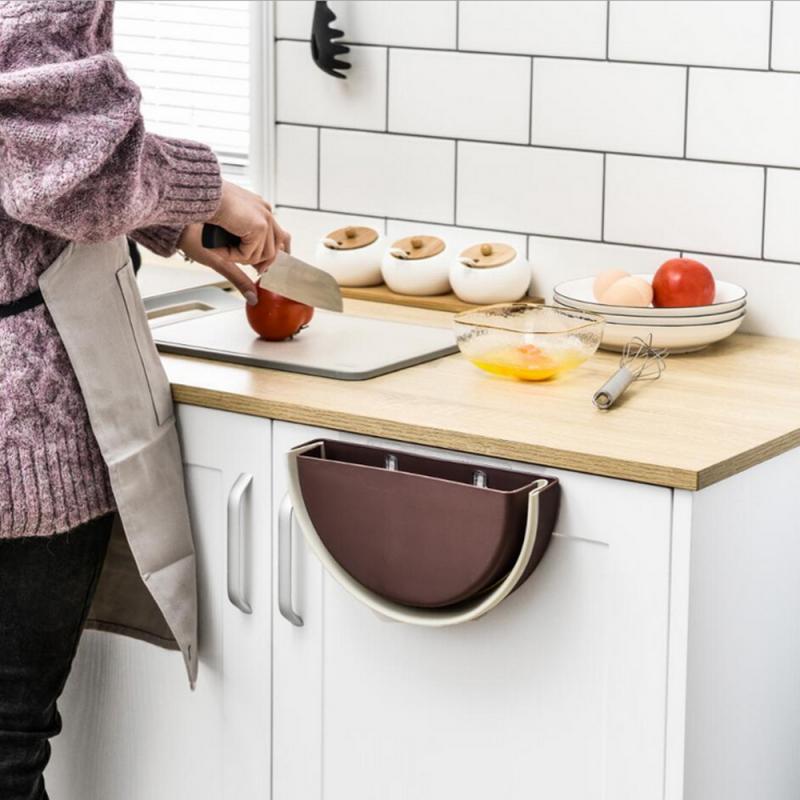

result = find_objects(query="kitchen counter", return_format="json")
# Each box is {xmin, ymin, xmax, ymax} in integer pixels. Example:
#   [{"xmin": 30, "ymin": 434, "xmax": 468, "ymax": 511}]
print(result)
[{"xmin": 161, "ymin": 299, "xmax": 800, "ymax": 490}]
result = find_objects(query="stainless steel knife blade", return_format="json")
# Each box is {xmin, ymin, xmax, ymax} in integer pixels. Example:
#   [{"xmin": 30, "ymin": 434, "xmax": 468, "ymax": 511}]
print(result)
[{"xmin": 259, "ymin": 251, "xmax": 343, "ymax": 312}]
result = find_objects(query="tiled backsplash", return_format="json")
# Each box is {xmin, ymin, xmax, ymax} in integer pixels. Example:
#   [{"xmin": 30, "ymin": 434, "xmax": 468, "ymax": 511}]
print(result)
[{"xmin": 272, "ymin": 0, "xmax": 800, "ymax": 338}]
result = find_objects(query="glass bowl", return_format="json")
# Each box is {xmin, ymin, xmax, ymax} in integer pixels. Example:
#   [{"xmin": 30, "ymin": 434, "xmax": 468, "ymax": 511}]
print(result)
[{"xmin": 454, "ymin": 304, "xmax": 604, "ymax": 381}]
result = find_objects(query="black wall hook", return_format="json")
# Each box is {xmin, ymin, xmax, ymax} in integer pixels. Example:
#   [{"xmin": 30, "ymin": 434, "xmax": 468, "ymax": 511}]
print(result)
[{"xmin": 311, "ymin": 1, "xmax": 350, "ymax": 79}]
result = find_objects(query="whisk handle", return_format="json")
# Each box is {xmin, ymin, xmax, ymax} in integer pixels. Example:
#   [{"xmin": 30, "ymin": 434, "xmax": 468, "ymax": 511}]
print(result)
[{"xmin": 593, "ymin": 366, "xmax": 636, "ymax": 410}]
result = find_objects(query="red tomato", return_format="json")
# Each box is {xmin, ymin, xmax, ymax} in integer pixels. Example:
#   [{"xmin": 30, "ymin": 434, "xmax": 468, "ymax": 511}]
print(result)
[
  {"xmin": 652, "ymin": 258, "xmax": 715, "ymax": 308},
  {"xmin": 245, "ymin": 285, "xmax": 314, "ymax": 341}
]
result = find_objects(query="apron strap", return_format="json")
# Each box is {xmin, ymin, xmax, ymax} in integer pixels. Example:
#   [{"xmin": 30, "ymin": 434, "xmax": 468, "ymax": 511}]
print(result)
[{"xmin": 0, "ymin": 288, "xmax": 45, "ymax": 319}]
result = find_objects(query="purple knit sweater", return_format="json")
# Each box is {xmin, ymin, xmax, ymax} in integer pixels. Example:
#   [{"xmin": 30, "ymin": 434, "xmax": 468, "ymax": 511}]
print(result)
[{"xmin": 0, "ymin": 0, "xmax": 222, "ymax": 538}]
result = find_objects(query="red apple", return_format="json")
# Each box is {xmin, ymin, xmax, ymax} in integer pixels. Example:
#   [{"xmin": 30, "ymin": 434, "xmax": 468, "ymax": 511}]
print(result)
[
  {"xmin": 245, "ymin": 285, "xmax": 314, "ymax": 341},
  {"xmin": 652, "ymin": 258, "xmax": 715, "ymax": 308}
]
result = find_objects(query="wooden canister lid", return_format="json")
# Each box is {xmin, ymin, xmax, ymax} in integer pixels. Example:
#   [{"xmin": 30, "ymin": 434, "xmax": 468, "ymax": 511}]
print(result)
[
  {"xmin": 459, "ymin": 242, "xmax": 516, "ymax": 268},
  {"xmin": 389, "ymin": 235, "xmax": 445, "ymax": 260},
  {"xmin": 324, "ymin": 226, "xmax": 379, "ymax": 250}
]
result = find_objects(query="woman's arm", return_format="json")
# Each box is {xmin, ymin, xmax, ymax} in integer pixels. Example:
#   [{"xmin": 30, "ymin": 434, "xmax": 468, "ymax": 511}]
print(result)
[
  {"xmin": 0, "ymin": 1, "xmax": 221, "ymax": 241},
  {"xmin": 129, "ymin": 225, "xmax": 185, "ymax": 259}
]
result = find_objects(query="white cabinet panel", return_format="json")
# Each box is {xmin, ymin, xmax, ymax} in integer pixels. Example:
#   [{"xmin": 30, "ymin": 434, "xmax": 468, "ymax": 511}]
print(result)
[
  {"xmin": 48, "ymin": 406, "xmax": 272, "ymax": 800},
  {"xmin": 272, "ymin": 422, "xmax": 672, "ymax": 800}
]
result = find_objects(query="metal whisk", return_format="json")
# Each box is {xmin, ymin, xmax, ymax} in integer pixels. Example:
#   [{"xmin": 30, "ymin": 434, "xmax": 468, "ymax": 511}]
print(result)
[{"xmin": 592, "ymin": 335, "xmax": 667, "ymax": 410}]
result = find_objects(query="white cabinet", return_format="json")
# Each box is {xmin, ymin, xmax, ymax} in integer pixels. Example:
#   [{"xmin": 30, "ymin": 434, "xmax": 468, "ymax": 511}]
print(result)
[
  {"xmin": 271, "ymin": 421, "xmax": 674, "ymax": 800},
  {"xmin": 47, "ymin": 405, "xmax": 272, "ymax": 800}
]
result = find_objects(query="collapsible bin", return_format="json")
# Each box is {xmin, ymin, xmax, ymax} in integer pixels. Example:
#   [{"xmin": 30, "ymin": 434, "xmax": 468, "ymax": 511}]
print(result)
[{"xmin": 283, "ymin": 440, "xmax": 560, "ymax": 626}]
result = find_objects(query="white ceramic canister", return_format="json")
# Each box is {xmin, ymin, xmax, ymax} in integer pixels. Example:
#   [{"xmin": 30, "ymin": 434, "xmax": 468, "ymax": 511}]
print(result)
[
  {"xmin": 314, "ymin": 225, "xmax": 385, "ymax": 287},
  {"xmin": 449, "ymin": 243, "xmax": 531, "ymax": 304},
  {"xmin": 380, "ymin": 235, "xmax": 451, "ymax": 296}
]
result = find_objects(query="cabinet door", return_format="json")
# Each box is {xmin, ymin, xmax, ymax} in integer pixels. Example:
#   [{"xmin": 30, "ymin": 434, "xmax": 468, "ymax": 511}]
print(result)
[
  {"xmin": 47, "ymin": 406, "xmax": 272, "ymax": 800},
  {"xmin": 272, "ymin": 421, "xmax": 673, "ymax": 800}
]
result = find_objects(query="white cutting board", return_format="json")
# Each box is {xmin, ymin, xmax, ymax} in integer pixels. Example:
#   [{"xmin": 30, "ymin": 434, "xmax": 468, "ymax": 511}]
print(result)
[{"xmin": 153, "ymin": 307, "xmax": 458, "ymax": 380}]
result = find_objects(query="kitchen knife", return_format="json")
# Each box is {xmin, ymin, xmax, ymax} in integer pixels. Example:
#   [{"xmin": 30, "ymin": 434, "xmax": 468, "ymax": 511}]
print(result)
[
  {"xmin": 260, "ymin": 251, "xmax": 343, "ymax": 312},
  {"xmin": 202, "ymin": 224, "xmax": 343, "ymax": 312}
]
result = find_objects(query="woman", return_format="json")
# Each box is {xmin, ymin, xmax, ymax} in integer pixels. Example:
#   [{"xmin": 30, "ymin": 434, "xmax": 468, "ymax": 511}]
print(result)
[{"xmin": 0, "ymin": 2, "xmax": 289, "ymax": 797}]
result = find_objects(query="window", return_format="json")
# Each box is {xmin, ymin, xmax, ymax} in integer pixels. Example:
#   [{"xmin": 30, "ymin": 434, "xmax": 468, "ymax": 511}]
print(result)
[{"xmin": 113, "ymin": 0, "xmax": 252, "ymax": 178}]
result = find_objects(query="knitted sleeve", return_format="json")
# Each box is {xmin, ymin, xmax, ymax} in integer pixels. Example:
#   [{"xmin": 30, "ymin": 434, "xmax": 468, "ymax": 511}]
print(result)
[
  {"xmin": 0, "ymin": 1, "xmax": 222, "ymax": 242},
  {"xmin": 130, "ymin": 225, "xmax": 186, "ymax": 258}
]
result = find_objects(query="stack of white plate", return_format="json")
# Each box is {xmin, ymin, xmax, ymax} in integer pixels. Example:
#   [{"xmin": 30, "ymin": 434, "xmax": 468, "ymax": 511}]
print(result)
[{"xmin": 553, "ymin": 274, "xmax": 747, "ymax": 353}]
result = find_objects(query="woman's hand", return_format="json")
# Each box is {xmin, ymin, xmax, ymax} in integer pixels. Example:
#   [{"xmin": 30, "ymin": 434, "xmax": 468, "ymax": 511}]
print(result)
[
  {"xmin": 208, "ymin": 181, "xmax": 291, "ymax": 267},
  {"xmin": 177, "ymin": 223, "xmax": 260, "ymax": 305}
]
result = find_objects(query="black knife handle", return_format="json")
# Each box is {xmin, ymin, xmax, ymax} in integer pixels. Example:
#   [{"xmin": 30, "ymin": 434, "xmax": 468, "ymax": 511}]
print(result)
[{"xmin": 202, "ymin": 223, "xmax": 241, "ymax": 249}]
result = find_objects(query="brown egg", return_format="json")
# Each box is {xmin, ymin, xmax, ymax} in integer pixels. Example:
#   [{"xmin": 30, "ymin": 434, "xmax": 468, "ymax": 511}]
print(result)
[
  {"xmin": 593, "ymin": 269, "xmax": 629, "ymax": 301},
  {"xmin": 627, "ymin": 276, "xmax": 654, "ymax": 305},
  {"xmin": 601, "ymin": 276, "xmax": 653, "ymax": 307}
]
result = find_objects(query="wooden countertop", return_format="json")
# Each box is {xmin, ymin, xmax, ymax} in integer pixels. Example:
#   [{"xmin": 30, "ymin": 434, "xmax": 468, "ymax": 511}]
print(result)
[{"xmin": 161, "ymin": 299, "xmax": 800, "ymax": 491}]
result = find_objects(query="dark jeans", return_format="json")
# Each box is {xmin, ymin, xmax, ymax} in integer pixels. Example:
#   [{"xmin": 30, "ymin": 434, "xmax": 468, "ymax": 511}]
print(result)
[{"xmin": 0, "ymin": 514, "xmax": 113, "ymax": 800}]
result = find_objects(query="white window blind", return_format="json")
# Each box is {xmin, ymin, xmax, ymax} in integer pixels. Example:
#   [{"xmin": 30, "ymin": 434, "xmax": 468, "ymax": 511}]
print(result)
[{"xmin": 113, "ymin": 0, "xmax": 251, "ymax": 173}]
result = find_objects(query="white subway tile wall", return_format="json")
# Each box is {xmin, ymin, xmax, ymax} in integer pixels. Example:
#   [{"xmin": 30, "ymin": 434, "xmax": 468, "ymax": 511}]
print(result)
[
  {"xmin": 771, "ymin": 1, "xmax": 800, "ymax": 71},
  {"xmin": 276, "ymin": 41, "xmax": 387, "ymax": 130},
  {"xmin": 608, "ymin": 1, "xmax": 771, "ymax": 69},
  {"xmin": 688, "ymin": 69, "xmax": 800, "ymax": 167},
  {"xmin": 531, "ymin": 59, "xmax": 686, "ymax": 156},
  {"xmin": 276, "ymin": 1, "xmax": 457, "ymax": 49},
  {"xmin": 604, "ymin": 156, "xmax": 764, "ymax": 257},
  {"xmin": 457, "ymin": 142, "xmax": 603, "ymax": 239},
  {"xmin": 275, "ymin": 125, "xmax": 318, "ymax": 209},
  {"xmin": 273, "ymin": 0, "xmax": 800, "ymax": 338},
  {"xmin": 319, "ymin": 130, "xmax": 455, "ymax": 223},
  {"xmin": 458, "ymin": 1, "xmax": 607, "ymax": 59},
  {"xmin": 764, "ymin": 169, "xmax": 800, "ymax": 263},
  {"xmin": 389, "ymin": 50, "xmax": 531, "ymax": 143}
]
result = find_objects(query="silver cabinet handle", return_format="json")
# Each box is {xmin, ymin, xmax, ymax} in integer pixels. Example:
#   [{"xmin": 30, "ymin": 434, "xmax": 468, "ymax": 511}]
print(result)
[
  {"xmin": 227, "ymin": 473, "xmax": 253, "ymax": 614},
  {"xmin": 278, "ymin": 493, "xmax": 304, "ymax": 627}
]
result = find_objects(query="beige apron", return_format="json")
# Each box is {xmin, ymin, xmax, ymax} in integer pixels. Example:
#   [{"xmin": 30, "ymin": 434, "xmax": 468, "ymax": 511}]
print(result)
[{"xmin": 39, "ymin": 237, "xmax": 198, "ymax": 687}]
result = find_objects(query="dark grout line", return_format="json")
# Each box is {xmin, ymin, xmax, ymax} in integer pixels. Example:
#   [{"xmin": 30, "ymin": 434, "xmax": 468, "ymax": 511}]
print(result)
[
  {"xmin": 274, "ymin": 36, "xmax": 800, "ymax": 75},
  {"xmin": 528, "ymin": 57, "xmax": 534, "ymax": 144},
  {"xmin": 769, "ymin": 1, "xmax": 774, "ymax": 70},
  {"xmin": 453, "ymin": 140, "xmax": 459, "ymax": 225},
  {"xmin": 605, "ymin": 1, "xmax": 611, "ymax": 60},
  {"xmin": 274, "ymin": 120, "xmax": 800, "ymax": 173},
  {"xmin": 683, "ymin": 68, "xmax": 690, "ymax": 158},
  {"xmin": 316, "ymin": 127, "xmax": 321, "ymax": 210},
  {"xmin": 601, "ymin": 154, "xmax": 607, "ymax": 241},
  {"xmin": 455, "ymin": 0, "xmax": 460, "ymax": 50},
  {"xmin": 385, "ymin": 49, "xmax": 391, "ymax": 132},
  {"xmin": 276, "ymin": 203, "xmax": 800, "ymax": 267},
  {"xmin": 761, "ymin": 167, "xmax": 768, "ymax": 259}
]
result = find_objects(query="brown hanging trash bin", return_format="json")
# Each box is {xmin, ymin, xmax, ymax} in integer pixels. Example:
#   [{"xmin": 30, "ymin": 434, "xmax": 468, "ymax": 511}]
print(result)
[{"xmin": 286, "ymin": 440, "xmax": 560, "ymax": 621}]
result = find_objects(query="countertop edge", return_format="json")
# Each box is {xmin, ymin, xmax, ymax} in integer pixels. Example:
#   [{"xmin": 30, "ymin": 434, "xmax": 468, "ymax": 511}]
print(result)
[
  {"xmin": 171, "ymin": 383, "xmax": 703, "ymax": 491},
  {"xmin": 696, "ymin": 431, "xmax": 800, "ymax": 490}
]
